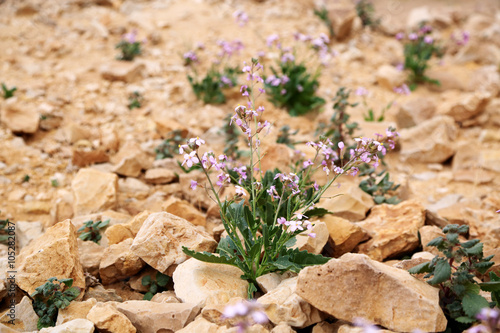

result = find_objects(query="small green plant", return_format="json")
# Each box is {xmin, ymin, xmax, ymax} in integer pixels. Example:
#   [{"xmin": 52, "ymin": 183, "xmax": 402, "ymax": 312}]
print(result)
[
  {"xmin": 141, "ymin": 271, "xmax": 170, "ymax": 300},
  {"xmin": 358, "ymin": 167, "xmax": 400, "ymax": 204},
  {"xmin": 77, "ymin": 219, "xmax": 109, "ymax": 244},
  {"xmin": 22, "ymin": 174, "xmax": 30, "ymax": 183},
  {"xmin": 155, "ymin": 130, "xmax": 185, "ymax": 160},
  {"xmin": 51, "ymin": 179, "xmax": 59, "ymax": 187},
  {"xmin": 355, "ymin": 0, "xmax": 380, "ymax": 27},
  {"xmin": 409, "ymin": 224, "xmax": 500, "ymax": 330},
  {"xmin": 116, "ymin": 30, "xmax": 142, "ymax": 61},
  {"xmin": 276, "ymin": 125, "xmax": 299, "ymax": 149},
  {"xmin": 1, "ymin": 83, "xmax": 17, "ymax": 99},
  {"xmin": 313, "ymin": 7, "xmax": 335, "ymax": 38},
  {"xmin": 397, "ymin": 25, "xmax": 443, "ymax": 90},
  {"xmin": 128, "ymin": 91, "xmax": 144, "ymax": 110},
  {"xmin": 31, "ymin": 277, "xmax": 80, "ymax": 330},
  {"xmin": 180, "ymin": 59, "xmax": 399, "ymax": 297},
  {"xmin": 0, "ymin": 218, "xmax": 11, "ymax": 244}
]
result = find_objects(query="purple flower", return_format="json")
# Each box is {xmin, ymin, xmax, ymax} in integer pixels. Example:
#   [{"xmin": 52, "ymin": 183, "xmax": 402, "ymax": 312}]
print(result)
[
  {"xmin": 281, "ymin": 53, "xmax": 295, "ymax": 63},
  {"xmin": 395, "ymin": 32, "xmax": 404, "ymax": 40},
  {"xmin": 395, "ymin": 63, "xmax": 404, "ymax": 71},
  {"xmin": 266, "ymin": 34, "xmax": 280, "ymax": 48},
  {"xmin": 182, "ymin": 151, "xmax": 199, "ymax": 168},
  {"xmin": 394, "ymin": 84, "xmax": 411, "ymax": 95},
  {"xmin": 233, "ymin": 10, "xmax": 248, "ymax": 27},
  {"xmin": 190, "ymin": 180, "xmax": 198, "ymax": 190},
  {"xmin": 408, "ymin": 33, "xmax": 418, "ymax": 41},
  {"xmin": 355, "ymin": 87, "xmax": 369, "ymax": 96},
  {"xmin": 183, "ymin": 50, "xmax": 198, "ymax": 64},
  {"xmin": 123, "ymin": 30, "xmax": 137, "ymax": 44},
  {"xmin": 424, "ymin": 35, "xmax": 433, "ymax": 44},
  {"xmin": 476, "ymin": 307, "xmax": 500, "ymax": 321}
]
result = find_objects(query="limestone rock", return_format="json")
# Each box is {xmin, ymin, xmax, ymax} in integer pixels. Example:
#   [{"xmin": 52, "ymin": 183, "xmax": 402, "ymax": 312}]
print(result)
[
  {"xmin": 260, "ymin": 144, "xmax": 292, "ymax": 174},
  {"xmin": 0, "ymin": 296, "xmax": 38, "ymax": 331},
  {"xmin": 111, "ymin": 141, "xmax": 152, "ymax": 177},
  {"xmin": 179, "ymin": 171, "xmax": 214, "ymax": 209},
  {"xmin": 396, "ymin": 97, "xmax": 436, "ymax": 129},
  {"xmin": 322, "ymin": 215, "xmax": 367, "ymax": 257},
  {"xmin": 87, "ymin": 302, "xmax": 136, "ymax": 333},
  {"xmin": 105, "ymin": 210, "xmax": 151, "ymax": 245},
  {"xmin": 318, "ymin": 186, "xmax": 373, "ymax": 222},
  {"xmin": 176, "ymin": 316, "xmax": 218, "ymax": 333},
  {"xmin": 99, "ymin": 238, "xmax": 145, "ymax": 284},
  {"xmin": 258, "ymin": 277, "xmax": 325, "ymax": 328},
  {"xmin": 468, "ymin": 66, "xmax": 500, "ymax": 96},
  {"xmin": 162, "ymin": 197, "xmax": 206, "ymax": 226},
  {"xmin": 39, "ymin": 318, "xmax": 95, "ymax": 333},
  {"xmin": 72, "ymin": 148, "xmax": 109, "ymax": 168},
  {"xmin": 72, "ymin": 168, "xmax": 118, "ymax": 216},
  {"xmin": 438, "ymin": 91, "xmax": 491, "ymax": 122},
  {"xmin": 0, "ymin": 101, "xmax": 39, "ymax": 134},
  {"xmin": 56, "ymin": 298, "xmax": 97, "ymax": 325},
  {"xmin": 271, "ymin": 322, "xmax": 296, "ymax": 333},
  {"xmin": 83, "ymin": 285, "xmax": 123, "ymax": 303},
  {"xmin": 326, "ymin": 2, "xmax": 357, "ymax": 41},
  {"xmin": 375, "ymin": 65, "xmax": 406, "ymax": 91},
  {"xmin": 419, "ymin": 225, "xmax": 445, "ymax": 255},
  {"xmin": 400, "ymin": 115, "xmax": 458, "ymax": 163},
  {"xmin": 118, "ymin": 178, "xmax": 151, "ymax": 199},
  {"xmin": 17, "ymin": 220, "xmax": 85, "ymax": 298},
  {"xmin": 116, "ymin": 301, "xmax": 200, "ymax": 333},
  {"xmin": 131, "ymin": 212, "xmax": 216, "ymax": 273},
  {"xmin": 256, "ymin": 272, "xmax": 296, "ymax": 294},
  {"xmin": 173, "ymin": 258, "xmax": 248, "ymax": 306},
  {"xmin": 296, "ymin": 253, "xmax": 447, "ymax": 332},
  {"xmin": 356, "ymin": 200, "xmax": 426, "ymax": 261},
  {"xmin": 151, "ymin": 291, "xmax": 180, "ymax": 304},
  {"xmin": 78, "ymin": 239, "xmax": 105, "ymax": 277},
  {"xmin": 16, "ymin": 221, "xmax": 43, "ymax": 249},
  {"xmin": 145, "ymin": 168, "xmax": 177, "ymax": 184},
  {"xmin": 100, "ymin": 61, "xmax": 144, "ymax": 82},
  {"xmin": 293, "ymin": 221, "xmax": 328, "ymax": 254}
]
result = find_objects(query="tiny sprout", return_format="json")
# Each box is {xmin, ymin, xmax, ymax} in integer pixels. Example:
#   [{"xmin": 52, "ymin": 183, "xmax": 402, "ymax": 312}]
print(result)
[{"xmin": 22, "ymin": 174, "xmax": 30, "ymax": 183}]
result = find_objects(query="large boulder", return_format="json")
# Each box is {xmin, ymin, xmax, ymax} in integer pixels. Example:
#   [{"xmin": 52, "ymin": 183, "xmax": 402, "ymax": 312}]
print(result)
[
  {"xmin": 17, "ymin": 220, "xmax": 85, "ymax": 298},
  {"xmin": 130, "ymin": 212, "xmax": 217, "ymax": 273},
  {"xmin": 296, "ymin": 253, "xmax": 447, "ymax": 332}
]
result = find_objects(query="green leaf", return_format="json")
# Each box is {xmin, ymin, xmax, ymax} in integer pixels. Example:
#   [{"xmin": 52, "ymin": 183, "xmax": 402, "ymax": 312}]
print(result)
[
  {"xmin": 59, "ymin": 278, "xmax": 73, "ymax": 288},
  {"xmin": 461, "ymin": 239, "xmax": 480, "ymax": 249},
  {"xmin": 426, "ymin": 236, "xmax": 444, "ymax": 247},
  {"xmin": 408, "ymin": 261, "xmax": 433, "ymax": 275},
  {"xmin": 428, "ymin": 259, "xmax": 451, "ymax": 285},
  {"xmin": 156, "ymin": 273, "xmax": 170, "ymax": 287},
  {"xmin": 304, "ymin": 208, "xmax": 332, "ymax": 218},
  {"xmin": 465, "ymin": 242, "xmax": 484, "ymax": 255},
  {"xmin": 479, "ymin": 281, "xmax": 500, "ymax": 292},
  {"xmin": 150, "ymin": 283, "xmax": 158, "ymax": 294},
  {"xmin": 142, "ymin": 275, "xmax": 151, "ymax": 286},
  {"xmin": 143, "ymin": 292, "xmax": 154, "ymax": 301},
  {"xmin": 64, "ymin": 287, "xmax": 81, "ymax": 300},
  {"xmin": 462, "ymin": 293, "xmax": 490, "ymax": 318},
  {"xmin": 455, "ymin": 316, "xmax": 477, "ymax": 324},
  {"xmin": 182, "ymin": 247, "xmax": 237, "ymax": 266}
]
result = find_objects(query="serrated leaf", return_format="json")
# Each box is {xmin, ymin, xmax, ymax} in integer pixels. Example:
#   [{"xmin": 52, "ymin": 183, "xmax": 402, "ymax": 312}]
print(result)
[
  {"xmin": 446, "ymin": 232, "xmax": 459, "ymax": 243},
  {"xmin": 427, "ymin": 236, "xmax": 444, "ymax": 247},
  {"xmin": 408, "ymin": 261, "xmax": 433, "ymax": 274},
  {"xmin": 465, "ymin": 242, "xmax": 483, "ymax": 256},
  {"xmin": 479, "ymin": 281, "xmax": 500, "ymax": 292},
  {"xmin": 461, "ymin": 239, "xmax": 480, "ymax": 249},
  {"xmin": 150, "ymin": 283, "xmax": 158, "ymax": 294},
  {"xmin": 462, "ymin": 293, "xmax": 490, "ymax": 318},
  {"xmin": 455, "ymin": 316, "xmax": 477, "ymax": 324},
  {"xmin": 59, "ymin": 278, "xmax": 73, "ymax": 288},
  {"xmin": 156, "ymin": 273, "xmax": 169, "ymax": 287},
  {"xmin": 428, "ymin": 259, "xmax": 451, "ymax": 285}
]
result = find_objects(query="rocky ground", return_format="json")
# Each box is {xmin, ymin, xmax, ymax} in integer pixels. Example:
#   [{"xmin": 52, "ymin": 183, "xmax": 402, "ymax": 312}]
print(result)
[{"xmin": 0, "ymin": 0, "xmax": 500, "ymax": 332}]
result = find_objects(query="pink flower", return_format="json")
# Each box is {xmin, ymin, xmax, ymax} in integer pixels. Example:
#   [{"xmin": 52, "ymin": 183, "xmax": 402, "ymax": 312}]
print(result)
[
  {"xmin": 233, "ymin": 10, "xmax": 248, "ymax": 27},
  {"xmin": 424, "ymin": 35, "xmax": 433, "ymax": 44},
  {"xmin": 394, "ymin": 84, "xmax": 411, "ymax": 95},
  {"xmin": 338, "ymin": 141, "xmax": 344, "ymax": 149},
  {"xmin": 395, "ymin": 32, "xmax": 404, "ymax": 40},
  {"xmin": 277, "ymin": 217, "xmax": 288, "ymax": 225},
  {"xmin": 355, "ymin": 87, "xmax": 369, "ymax": 96},
  {"xmin": 182, "ymin": 151, "xmax": 199, "ymax": 168},
  {"xmin": 408, "ymin": 33, "xmax": 418, "ymax": 41},
  {"xmin": 235, "ymin": 185, "xmax": 246, "ymax": 196},
  {"xmin": 190, "ymin": 180, "xmax": 198, "ymax": 190},
  {"xmin": 308, "ymin": 233, "xmax": 316, "ymax": 238}
]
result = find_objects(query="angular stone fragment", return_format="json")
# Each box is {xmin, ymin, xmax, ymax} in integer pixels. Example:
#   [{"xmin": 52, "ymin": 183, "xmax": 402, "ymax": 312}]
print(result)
[
  {"xmin": 176, "ymin": 316, "xmax": 218, "ymax": 333},
  {"xmin": 145, "ymin": 168, "xmax": 177, "ymax": 184},
  {"xmin": 87, "ymin": 302, "xmax": 136, "ymax": 333},
  {"xmin": 318, "ymin": 186, "xmax": 373, "ymax": 222},
  {"xmin": 162, "ymin": 197, "xmax": 206, "ymax": 226},
  {"xmin": 72, "ymin": 168, "xmax": 118, "ymax": 215},
  {"xmin": 293, "ymin": 221, "xmax": 328, "ymax": 254},
  {"xmin": 173, "ymin": 258, "xmax": 248, "ymax": 307},
  {"xmin": 39, "ymin": 318, "xmax": 95, "ymax": 333},
  {"xmin": 0, "ymin": 296, "xmax": 38, "ymax": 331},
  {"xmin": 322, "ymin": 215, "xmax": 367, "ymax": 257},
  {"xmin": 111, "ymin": 141, "xmax": 152, "ymax": 177},
  {"xmin": 296, "ymin": 253, "xmax": 447, "ymax": 332},
  {"xmin": 105, "ymin": 210, "xmax": 151, "ymax": 245},
  {"xmin": 151, "ymin": 291, "xmax": 180, "ymax": 304},
  {"xmin": 0, "ymin": 101, "xmax": 39, "ymax": 134},
  {"xmin": 396, "ymin": 97, "xmax": 436, "ymax": 129},
  {"xmin": 258, "ymin": 277, "xmax": 325, "ymax": 328},
  {"xmin": 400, "ymin": 115, "xmax": 458, "ymax": 163},
  {"xmin": 100, "ymin": 61, "xmax": 144, "ymax": 82},
  {"xmin": 17, "ymin": 220, "xmax": 85, "ymax": 298},
  {"xmin": 438, "ymin": 91, "xmax": 491, "ymax": 122},
  {"xmin": 56, "ymin": 298, "xmax": 97, "ymax": 325},
  {"xmin": 375, "ymin": 65, "xmax": 406, "ymax": 91},
  {"xmin": 131, "ymin": 212, "xmax": 216, "ymax": 273},
  {"xmin": 116, "ymin": 301, "xmax": 200, "ymax": 333},
  {"xmin": 419, "ymin": 225, "xmax": 445, "ymax": 255},
  {"xmin": 356, "ymin": 200, "xmax": 426, "ymax": 261},
  {"xmin": 78, "ymin": 239, "xmax": 105, "ymax": 277},
  {"xmin": 100, "ymin": 238, "xmax": 145, "ymax": 284}
]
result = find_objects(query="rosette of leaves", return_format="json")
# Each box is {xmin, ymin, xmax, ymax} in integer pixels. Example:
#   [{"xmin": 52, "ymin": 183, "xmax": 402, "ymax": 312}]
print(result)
[
  {"xmin": 116, "ymin": 40, "xmax": 141, "ymax": 61},
  {"xmin": 184, "ymin": 168, "xmax": 330, "ymax": 297},
  {"xmin": 142, "ymin": 272, "xmax": 170, "ymax": 300},
  {"xmin": 265, "ymin": 60, "xmax": 325, "ymax": 117},
  {"xmin": 155, "ymin": 130, "xmax": 185, "ymax": 160},
  {"xmin": 188, "ymin": 66, "xmax": 239, "ymax": 104},
  {"xmin": 409, "ymin": 224, "xmax": 500, "ymax": 330},
  {"xmin": 1, "ymin": 83, "xmax": 16, "ymax": 99},
  {"xmin": 77, "ymin": 219, "xmax": 109, "ymax": 244},
  {"xmin": 358, "ymin": 168, "xmax": 400, "ymax": 204},
  {"xmin": 31, "ymin": 277, "xmax": 80, "ymax": 329}
]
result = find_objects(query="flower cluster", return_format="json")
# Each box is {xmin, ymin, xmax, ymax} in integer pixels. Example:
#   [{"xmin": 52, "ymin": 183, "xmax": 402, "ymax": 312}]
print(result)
[
  {"xmin": 467, "ymin": 308, "xmax": 500, "ymax": 333},
  {"xmin": 222, "ymin": 300, "xmax": 268, "ymax": 333},
  {"xmin": 115, "ymin": 30, "xmax": 143, "ymax": 61},
  {"xmin": 233, "ymin": 10, "xmax": 249, "ymax": 27}
]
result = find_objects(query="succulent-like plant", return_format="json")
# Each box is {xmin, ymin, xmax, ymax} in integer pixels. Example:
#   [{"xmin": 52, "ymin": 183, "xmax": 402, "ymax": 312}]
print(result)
[{"xmin": 77, "ymin": 219, "xmax": 109, "ymax": 244}]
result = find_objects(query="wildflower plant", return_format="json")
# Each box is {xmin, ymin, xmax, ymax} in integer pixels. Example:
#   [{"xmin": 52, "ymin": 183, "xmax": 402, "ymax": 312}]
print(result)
[
  {"xmin": 0, "ymin": 218, "xmax": 11, "ymax": 244},
  {"xmin": 355, "ymin": 0, "xmax": 380, "ymax": 27},
  {"xmin": 116, "ymin": 30, "xmax": 142, "ymax": 61},
  {"xmin": 128, "ymin": 91, "xmax": 144, "ymax": 110},
  {"xmin": 1, "ymin": 83, "xmax": 17, "ymax": 99},
  {"xmin": 409, "ymin": 224, "xmax": 500, "ymax": 328},
  {"xmin": 31, "ymin": 277, "xmax": 80, "ymax": 329},
  {"xmin": 397, "ymin": 25, "xmax": 443, "ymax": 90},
  {"xmin": 155, "ymin": 130, "xmax": 185, "ymax": 160},
  {"xmin": 142, "ymin": 271, "xmax": 170, "ymax": 301},
  {"xmin": 222, "ymin": 300, "xmax": 269, "ymax": 332},
  {"xmin": 184, "ymin": 40, "xmax": 243, "ymax": 104},
  {"xmin": 313, "ymin": 7, "xmax": 335, "ymax": 38},
  {"xmin": 77, "ymin": 219, "xmax": 109, "ymax": 244},
  {"xmin": 264, "ymin": 33, "xmax": 330, "ymax": 116},
  {"xmin": 180, "ymin": 59, "xmax": 399, "ymax": 297},
  {"xmin": 467, "ymin": 308, "xmax": 500, "ymax": 333}
]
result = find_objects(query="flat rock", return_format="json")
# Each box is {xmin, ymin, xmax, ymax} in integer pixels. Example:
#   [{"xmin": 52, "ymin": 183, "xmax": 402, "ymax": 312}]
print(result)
[
  {"xmin": 438, "ymin": 91, "xmax": 491, "ymax": 122},
  {"xmin": 258, "ymin": 277, "xmax": 325, "ymax": 328},
  {"xmin": 0, "ymin": 101, "xmax": 39, "ymax": 134},
  {"xmin": 17, "ymin": 220, "xmax": 85, "ymax": 298},
  {"xmin": 87, "ymin": 302, "xmax": 136, "ymax": 333},
  {"xmin": 173, "ymin": 258, "xmax": 248, "ymax": 307},
  {"xmin": 162, "ymin": 197, "xmax": 206, "ymax": 226},
  {"xmin": 78, "ymin": 239, "xmax": 105, "ymax": 277},
  {"xmin": 39, "ymin": 318, "xmax": 95, "ymax": 333},
  {"xmin": 400, "ymin": 115, "xmax": 458, "ymax": 163},
  {"xmin": 131, "ymin": 212, "xmax": 216, "ymax": 273},
  {"xmin": 322, "ymin": 215, "xmax": 367, "ymax": 257},
  {"xmin": 56, "ymin": 298, "xmax": 97, "ymax": 325},
  {"xmin": 419, "ymin": 225, "xmax": 444, "ymax": 255},
  {"xmin": 72, "ymin": 168, "xmax": 118, "ymax": 216},
  {"xmin": 0, "ymin": 296, "xmax": 38, "ymax": 331},
  {"xmin": 176, "ymin": 316, "xmax": 218, "ymax": 333},
  {"xmin": 296, "ymin": 253, "xmax": 447, "ymax": 332},
  {"xmin": 356, "ymin": 200, "xmax": 426, "ymax": 261},
  {"xmin": 145, "ymin": 168, "xmax": 177, "ymax": 184},
  {"xmin": 83, "ymin": 285, "xmax": 123, "ymax": 303},
  {"xmin": 396, "ymin": 97, "xmax": 436, "ymax": 129},
  {"xmin": 105, "ymin": 210, "xmax": 151, "ymax": 245},
  {"xmin": 99, "ymin": 238, "xmax": 145, "ymax": 284},
  {"xmin": 318, "ymin": 186, "xmax": 374, "ymax": 222},
  {"xmin": 292, "ymin": 221, "xmax": 328, "ymax": 255},
  {"xmin": 375, "ymin": 65, "xmax": 406, "ymax": 91},
  {"xmin": 111, "ymin": 141, "xmax": 152, "ymax": 178},
  {"xmin": 116, "ymin": 300, "xmax": 200, "ymax": 333},
  {"xmin": 100, "ymin": 61, "xmax": 144, "ymax": 82},
  {"xmin": 16, "ymin": 221, "xmax": 43, "ymax": 249}
]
